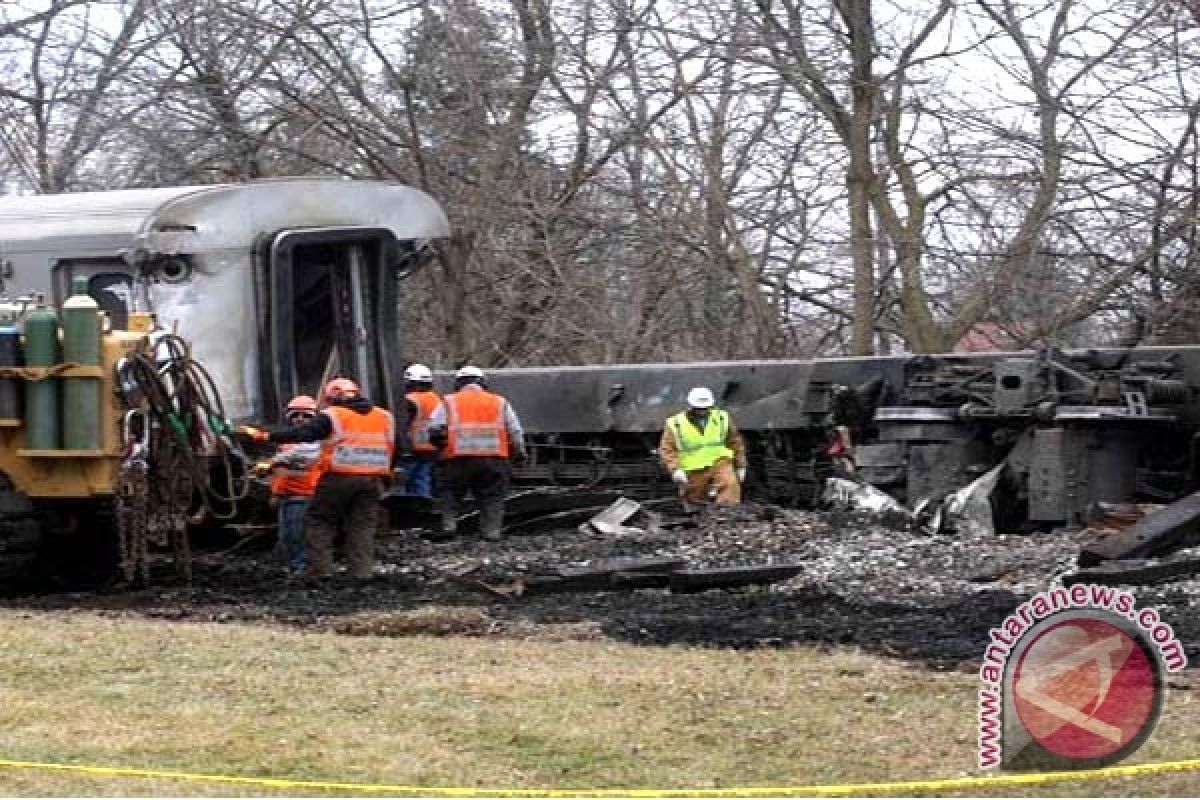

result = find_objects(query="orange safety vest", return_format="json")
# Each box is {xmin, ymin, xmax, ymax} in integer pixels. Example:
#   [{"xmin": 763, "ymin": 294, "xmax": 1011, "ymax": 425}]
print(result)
[
  {"xmin": 269, "ymin": 443, "xmax": 323, "ymax": 498},
  {"xmin": 319, "ymin": 405, "xmax": 396, "ymax": 477},
  {"xmin": 406, "ymin": 390, "xmax": 443, "ymax": 455},
  {"xmin": 442, "ymin": 389, "xmax": 510, "ymax": 458}
]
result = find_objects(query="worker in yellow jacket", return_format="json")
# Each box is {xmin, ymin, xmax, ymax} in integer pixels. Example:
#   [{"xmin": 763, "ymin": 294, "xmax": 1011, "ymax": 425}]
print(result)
[{"xmin": 658, "ymin": 387, "xmax": 747, "ymax": 506}]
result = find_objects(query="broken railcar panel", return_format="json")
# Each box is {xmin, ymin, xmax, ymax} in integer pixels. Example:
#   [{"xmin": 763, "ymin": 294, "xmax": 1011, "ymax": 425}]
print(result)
[{"xmin": 452, "ymin": 360, "xmax": 832, "ymax": 434}]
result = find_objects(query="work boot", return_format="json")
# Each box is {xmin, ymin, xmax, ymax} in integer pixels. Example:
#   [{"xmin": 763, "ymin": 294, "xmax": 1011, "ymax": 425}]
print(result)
[{"xmin": 480, "ymin": 503, "xmax": 504, "ymax": 542}]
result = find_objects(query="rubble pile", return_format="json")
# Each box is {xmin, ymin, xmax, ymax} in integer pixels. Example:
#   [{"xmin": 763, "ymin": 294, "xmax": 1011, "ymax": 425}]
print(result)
[
  {"xmin": 388, "ymin": 503, "xmax": 819, "ymax": 590},
  {"xmin": 6, "ymin": 495, "xmax": 1200, "ymax": 666}
]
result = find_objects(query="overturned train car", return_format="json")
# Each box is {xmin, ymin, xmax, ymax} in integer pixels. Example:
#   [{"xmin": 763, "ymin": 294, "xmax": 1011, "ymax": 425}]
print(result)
[{"xmin": 444, "ymin": 349, "xmax": 1200, "ymax": 532}]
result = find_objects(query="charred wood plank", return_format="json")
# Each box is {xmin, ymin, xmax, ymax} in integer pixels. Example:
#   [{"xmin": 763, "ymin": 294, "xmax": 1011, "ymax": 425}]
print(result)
[
  {"xmin": 1079, "ymin": 491, "xmax": 1200, "ymax": 567},
  {"xmin": 1063, "ymin": 557, "xmax": 1200, "ymax": 588},
  {"xmin": 555, "ymin": 557, "xmax": 687, "ymax": 579},
  {"xmin": 521, "ymin": 557, "xmax": 689, "ymax": 593},
  {"xmin": 609, "ymin": 571, "xmax": 675, "ymax": 589},
  {"xmin": 668, "ymin": 564, "xmax": 804, "ymax": 593}
]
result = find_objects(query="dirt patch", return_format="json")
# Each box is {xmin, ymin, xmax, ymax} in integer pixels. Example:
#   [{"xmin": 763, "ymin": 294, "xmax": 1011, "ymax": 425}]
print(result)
[{"xmin": 332, "ymin": 606, "xmax": 498, "ymax": 637}]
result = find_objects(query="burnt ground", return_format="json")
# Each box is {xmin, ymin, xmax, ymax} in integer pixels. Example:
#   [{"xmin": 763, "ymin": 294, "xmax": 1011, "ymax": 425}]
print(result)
[{"xmin": 6, "ymin": 500, "xmax": 1200, "ymax": 669}]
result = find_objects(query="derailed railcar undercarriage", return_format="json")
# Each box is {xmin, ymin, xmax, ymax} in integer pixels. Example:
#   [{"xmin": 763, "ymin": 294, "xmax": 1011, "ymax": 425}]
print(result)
[{"xmin": 436, "ymin": 346, "xmax": 1200, "ymax": 532}]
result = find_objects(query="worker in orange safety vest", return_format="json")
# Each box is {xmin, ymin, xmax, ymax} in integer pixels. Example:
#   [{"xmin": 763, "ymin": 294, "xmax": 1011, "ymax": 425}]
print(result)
[
  {"xmin": 427, "ymin": 365, "xmax": 527, "ymax": 541},
  {"xmin": 260, "ymin": 395, "xmax": 323, "ymax": 575},
  {"xmin": 399, "ymin": 363, "xmax": 443, "ymax": 498},
  {"xmin": 239, "ymin": 378, "xmax": 397, "ymax": 584}
]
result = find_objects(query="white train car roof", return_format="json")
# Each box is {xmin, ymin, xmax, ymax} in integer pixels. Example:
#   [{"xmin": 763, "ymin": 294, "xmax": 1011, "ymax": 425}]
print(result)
[{"xmin": 0, "ymin": 178, "xmax": 450, "ymax": 256}]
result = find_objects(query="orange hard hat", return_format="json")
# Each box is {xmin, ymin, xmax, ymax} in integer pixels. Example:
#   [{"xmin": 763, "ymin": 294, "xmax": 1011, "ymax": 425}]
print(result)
[
  {"xmin": 286, "ymin": 394, "xmax": 317, "ymax": 412},
  {"xmin": 323, "ymin": 377, "xmax": 360, "ymax": 401}
]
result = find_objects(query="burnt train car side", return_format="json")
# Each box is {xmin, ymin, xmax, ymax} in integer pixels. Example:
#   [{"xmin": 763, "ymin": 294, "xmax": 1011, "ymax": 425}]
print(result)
[{"xmin": 445, "ymin": 346, "xmax": 1200, "ymax": 532}]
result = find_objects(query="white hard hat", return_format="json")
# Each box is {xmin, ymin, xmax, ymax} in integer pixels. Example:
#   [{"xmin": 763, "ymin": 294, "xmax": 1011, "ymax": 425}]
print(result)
[
  {"xmin": 686, "ymin": 387, "xmax": 715, "ymax": 409},
  {"xmin": 456, "ymin": 365, "xmax": 485, "ymax": 380},
  {"xmin": 404, "ymin": 363, "xmax": 433, "ymax": 382}
]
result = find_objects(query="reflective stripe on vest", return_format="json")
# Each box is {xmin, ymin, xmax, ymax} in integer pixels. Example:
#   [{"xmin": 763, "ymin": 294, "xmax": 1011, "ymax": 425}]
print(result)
[
  {"xmin": 320, "ymin": 405, "xmax": 395, "ymax": 477},
  {"xmin": 269, "ymin": 443, "xmax": 322, "ymax": 497},
  {"xmin": 669, "ymin": 409, "xmax": 734, "ymax": 471},
  {"xmin": 443, "ymin": 390, "xmax": 509, "ymax": 458},
  {"xmin": 407, "ymin": 390, "xmax": 443, "ymax": 454}
]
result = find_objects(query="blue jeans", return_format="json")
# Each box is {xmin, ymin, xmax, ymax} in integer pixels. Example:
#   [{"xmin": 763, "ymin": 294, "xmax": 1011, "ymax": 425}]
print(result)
[
  {"xmin": 277, "ymin": 497, "xmax": 309, "ymax": 571},
  {"xmin": 403, "ymin": 458, "xmax": 435, "ymax": 497}
]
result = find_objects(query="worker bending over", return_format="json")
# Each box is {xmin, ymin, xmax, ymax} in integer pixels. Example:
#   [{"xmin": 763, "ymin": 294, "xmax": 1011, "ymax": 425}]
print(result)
[
  {"xmin": 260, "ymin": 395, "xmax": 322, "ymax": 575},
  {"xmin": 430, "ymin": 365, "xmax": 527, "ymax": 541},
  {"xmin": 659, "ymin": 387, "xmax": 747, "ymax": 506},
  {"xmin": 239, "ymin": 378, "xmax": 396, "ymax": 584},
  {"xmin": 400, "ymin": 363, "xmax": 443, "ymax": 498}
]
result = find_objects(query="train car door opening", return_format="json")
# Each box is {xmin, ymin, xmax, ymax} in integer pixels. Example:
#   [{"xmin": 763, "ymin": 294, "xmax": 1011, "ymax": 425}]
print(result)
[{"xmin": 255, "ymin": 227, "xmax": 402, "ymax": 419}]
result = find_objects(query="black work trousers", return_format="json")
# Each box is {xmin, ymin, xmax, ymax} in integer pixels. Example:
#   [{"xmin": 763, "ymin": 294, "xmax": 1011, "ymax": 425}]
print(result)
[
  {"xmin": 438, "ymin": 457, "xmax": 511, "ymax": 535},
  {"xmin": 304, "ymin": 472, "xmax": 383, "ymax": 580}
]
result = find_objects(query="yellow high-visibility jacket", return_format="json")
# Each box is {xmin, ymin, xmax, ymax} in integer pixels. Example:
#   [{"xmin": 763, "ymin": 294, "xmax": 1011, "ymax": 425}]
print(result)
[{"xmin": 659, "ymin": 409, "xmax": 746, "ymax": 473}]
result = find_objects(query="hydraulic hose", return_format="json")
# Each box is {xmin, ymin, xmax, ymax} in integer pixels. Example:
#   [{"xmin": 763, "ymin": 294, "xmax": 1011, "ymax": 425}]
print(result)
[{"xmin": 121, "ymin": 333, "xmax": 250, "ymax": 521}]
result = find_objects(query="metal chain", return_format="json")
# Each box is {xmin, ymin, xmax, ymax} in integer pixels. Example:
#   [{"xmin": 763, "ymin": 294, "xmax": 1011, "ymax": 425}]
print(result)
[
  {"xmin": 116, "ymin": 411, "xmax": 197, "ymax": 586},
  {"xmin": 163, "ymin": 441, "xmax": 194, "ymax": 583},
  {"xmin": 116, "ymin": 458, "xmax": 150, "ymax": 586}
]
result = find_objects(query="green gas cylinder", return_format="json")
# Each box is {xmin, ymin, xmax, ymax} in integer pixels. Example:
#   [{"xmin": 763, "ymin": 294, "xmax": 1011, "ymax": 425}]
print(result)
[
  {"xmin": 23, "ymin": 301, "xmax": 60, "ymax": 450},
  {"xmin": 63, "ymin": 276, "xmax": 101, "ymax": 451}
]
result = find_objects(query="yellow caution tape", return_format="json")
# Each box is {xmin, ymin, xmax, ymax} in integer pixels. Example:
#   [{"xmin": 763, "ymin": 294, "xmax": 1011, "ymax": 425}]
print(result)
[{"xmin": 1, "ymin": 756, "xmax": 1199, "ymax": 796}]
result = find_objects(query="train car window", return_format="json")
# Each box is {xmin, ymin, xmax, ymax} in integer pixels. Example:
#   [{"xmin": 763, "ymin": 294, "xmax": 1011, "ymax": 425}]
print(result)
[
  {"xmin": 52, "ymin": 259, "xmax": 134, "ymax": 329},
  {"xmin": 88, "ymin": 273, "xmax": 133, "ymax": 329}
]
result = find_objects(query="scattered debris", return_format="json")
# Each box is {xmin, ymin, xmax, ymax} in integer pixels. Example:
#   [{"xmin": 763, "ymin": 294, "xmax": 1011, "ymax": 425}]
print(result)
[
  {"xmin": 822, "ymin": 477, "xmax": 909, "ymax": 515},
  {"xmin": 580, "ymin": 497, "xmax": 644, "ymax": 536},
  {"xmin": 7, "ymin": 493, "xmax": 1200, "ymax": 664}
]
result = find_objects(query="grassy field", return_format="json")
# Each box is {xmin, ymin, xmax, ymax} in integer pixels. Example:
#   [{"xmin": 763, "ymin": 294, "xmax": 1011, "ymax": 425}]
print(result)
[{"xmin": 0, "ymin": 607, "xmax": 1196, "ymax": 797}]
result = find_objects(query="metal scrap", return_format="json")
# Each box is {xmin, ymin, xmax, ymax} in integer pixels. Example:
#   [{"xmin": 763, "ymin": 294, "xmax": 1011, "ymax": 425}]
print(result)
[
  {"xmin": 920, "ymin": 463, "xmax": 1006, "ymax": 537},
  {"xmin": 579, "ymin": 497, "xmax": 644, "ymax": 536},
  {"xmin": 821, "ymin": 477, "xmax": 908, "ymax": 514}
]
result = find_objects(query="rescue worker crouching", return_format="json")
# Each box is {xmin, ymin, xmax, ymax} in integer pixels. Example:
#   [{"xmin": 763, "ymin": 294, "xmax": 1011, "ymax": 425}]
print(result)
[
  {"xmin": 400, "ymin": 363, "xmax": 443, "ymax": 498},
  {"xmin": 659, "ymin": 387, "xmax": 747, "ymax": 506},
  {"xmin": 429, "ymin": 365, "xmax": 527, "ymax": 541},
  {"xmin": 258, "ymin": 395, "xmax": 322, "ymax": 575},
  {"xmin": 238, "ymin": 378, "xmax": 397, "ymax": 585}
]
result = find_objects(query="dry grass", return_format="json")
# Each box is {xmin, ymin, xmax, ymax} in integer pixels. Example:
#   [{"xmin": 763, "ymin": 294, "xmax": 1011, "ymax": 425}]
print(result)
[{"xmin": 0, "ymin": 609, "xmax": 1196, "ymax": 796}]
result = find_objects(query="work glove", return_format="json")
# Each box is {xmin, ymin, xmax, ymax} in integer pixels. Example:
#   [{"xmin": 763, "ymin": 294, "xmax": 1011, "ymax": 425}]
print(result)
[
  {"xmin": 236, "ymin": 425, "xmax": 270, "ymax": 443},
  {"xmin": 736, "ymin": 466, "xmax": 747, "ymax": 483},
  {"xmin": 671, "ymin": 468, "xmax": 688, "ymax": 486},
  {"xmin": 253, "ymin": 461, "xmax": 272, "ymax": 478}
]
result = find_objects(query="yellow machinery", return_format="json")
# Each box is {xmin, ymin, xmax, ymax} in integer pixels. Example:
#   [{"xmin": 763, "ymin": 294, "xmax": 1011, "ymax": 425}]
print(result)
[{"xmin": 0, "ymin": 280, "xmax": 248, "ymax": 589}]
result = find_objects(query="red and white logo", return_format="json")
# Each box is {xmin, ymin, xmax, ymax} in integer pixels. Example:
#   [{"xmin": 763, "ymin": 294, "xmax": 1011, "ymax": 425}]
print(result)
[
  {"xmin": 1012, "ymin": 617, "xmax": 1158, "ymax": 763},
  {"xmin": 977, "ymin": 585, "xmax": 1185, "ymax": 769}
]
